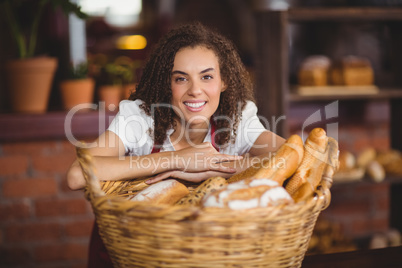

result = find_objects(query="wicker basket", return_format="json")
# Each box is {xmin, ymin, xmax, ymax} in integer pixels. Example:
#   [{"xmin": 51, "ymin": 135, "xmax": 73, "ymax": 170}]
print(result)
[{"xmin": 77, "ymin": 148, "xmax": 333, "ymax": 268}]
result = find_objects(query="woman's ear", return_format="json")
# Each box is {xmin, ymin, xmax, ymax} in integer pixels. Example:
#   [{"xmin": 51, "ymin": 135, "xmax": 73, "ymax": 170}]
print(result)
[{"xmin": 221, "ymin": 81, "xmax": 227, "ymax": 92}]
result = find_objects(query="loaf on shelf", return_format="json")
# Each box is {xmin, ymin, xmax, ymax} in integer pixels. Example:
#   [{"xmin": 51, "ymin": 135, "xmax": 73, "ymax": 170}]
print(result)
[
  {"xmin": 298, "ymin": 55, "xmax": 331, "ymax": 86},
  {"xmin": 330, "ymin": 55, "xmax": 374, "ymax": 86},
  {"xmin": 333, "ymin": 147, "xmax": 394, "ymax": 183}
]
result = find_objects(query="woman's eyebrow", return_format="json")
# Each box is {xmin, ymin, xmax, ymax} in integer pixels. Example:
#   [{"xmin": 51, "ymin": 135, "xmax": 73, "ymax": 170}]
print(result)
[
  {"xmin": 171, "ymin": 68, "xmax": 214, "ymax": 75},
  {"xmin": 172, "ymin": 70, "xmax": 187, "ymax": 75},
  {"xmin": 200, "ymin": 68, "xmax": 214, "ymax": 74}
]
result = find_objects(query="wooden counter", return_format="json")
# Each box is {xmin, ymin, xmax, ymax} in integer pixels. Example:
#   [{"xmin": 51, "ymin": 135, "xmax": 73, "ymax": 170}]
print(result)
[{"xmin": 302, "ymin": 246, "xmax": 402, "ymax": 268}]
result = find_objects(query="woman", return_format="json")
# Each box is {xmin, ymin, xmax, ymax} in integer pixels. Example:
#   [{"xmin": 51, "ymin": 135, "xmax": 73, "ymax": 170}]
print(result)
[
  {"xmin": 67, "ymin": 22, "xmax": 284, "ymax": 190},
  {"xmin": 67, "ymin": 22, "xmax": 285, "ymax": 267}
]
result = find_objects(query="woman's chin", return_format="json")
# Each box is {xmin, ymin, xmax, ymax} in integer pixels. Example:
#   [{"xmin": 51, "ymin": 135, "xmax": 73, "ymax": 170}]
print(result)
[{"xmin": 185, "ymin": 118, "xmax": 211, "ymax": 128}]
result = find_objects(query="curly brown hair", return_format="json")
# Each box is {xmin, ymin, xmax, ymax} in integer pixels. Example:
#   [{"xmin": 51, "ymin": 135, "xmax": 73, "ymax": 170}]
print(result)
[{"xmin": 130, "ymin": 22, "xmax": 255, "ymax": 148}]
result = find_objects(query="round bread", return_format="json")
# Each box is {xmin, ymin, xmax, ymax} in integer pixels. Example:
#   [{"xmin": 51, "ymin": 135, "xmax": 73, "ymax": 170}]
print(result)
[
  {"xmin": 203, "ymin": 178, "xmax": 293, "ymax": 210},
  {"xmin": 130, "ymin": 179, "xmax": 189, "ymax": 205},
  {"xmin": 338, "ymin": 151, "xmax": 356, "ymax": 171},
  {"xmin": 366, "ymin": 160, "xmax": 385, "ymax": 183},
  {"xmin": 357, "ymin": 147, "xmax": 376, "ymax": 168}
]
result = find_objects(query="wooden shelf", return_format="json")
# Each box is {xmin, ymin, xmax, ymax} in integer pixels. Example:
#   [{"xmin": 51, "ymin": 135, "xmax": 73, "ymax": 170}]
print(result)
[
  {"xmin": 289, "ymin": 88, "xmax": 402, "ymax": 102},
  {"xmin": 288, "ymin": 7, "xmax": 402, "ymax": 22},
  {"xmin": 332, "ymin": 175, "xmax": 402, "ymax": 187},
  {"xmin": 0, "ymin": 110, "xmax": 117, "ymax": 142}
]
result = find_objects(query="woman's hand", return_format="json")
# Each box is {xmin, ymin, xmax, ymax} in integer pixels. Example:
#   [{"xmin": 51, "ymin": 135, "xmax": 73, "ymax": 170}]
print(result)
[
  {"xmin": 172, "ymin": 142, "xmax": 242, "ymax": 172},
  {"xmin": 145, "ymin": 170, "xmax": 221, "ymax": 184},
  {"xmin": 145, "ymin": 142, "xmax": 242, "ymax": 184}
]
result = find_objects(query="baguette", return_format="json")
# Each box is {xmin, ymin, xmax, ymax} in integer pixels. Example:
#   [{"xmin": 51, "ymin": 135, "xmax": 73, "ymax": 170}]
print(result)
[
  {"xmin": 292, "ymin": 136, "xmax": 338, "ymax": 202},
  {"xmin": 176, "ymin": 176, "xmax": 227, "ymax": 206},
  {"xmin": 286, "ymin": 128, "xmax": 328, "ymax": 198},
  {"xmin": 249, "ymin": 134, "xmax": 304, "ymax": 185},
  {"xmin": 130, "ymin": 179, "xmax": 189, "ymax": 205},
  {"xmin": 227, "ymin": 135, "xmax": 304, "ymax": 184},
  {"xmin": 226, "ymin": 154, "xmax": 271, "ymax": 183}
]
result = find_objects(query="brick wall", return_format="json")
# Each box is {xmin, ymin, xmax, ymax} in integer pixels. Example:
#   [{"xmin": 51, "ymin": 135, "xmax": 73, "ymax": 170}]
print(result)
[
  {"xmin": 0, "ymin": 140, "xmax": 94, "ymax": 268},
  {"xmin": 320, "ymin": 181, "xmax": 390, "ymax": 239}
]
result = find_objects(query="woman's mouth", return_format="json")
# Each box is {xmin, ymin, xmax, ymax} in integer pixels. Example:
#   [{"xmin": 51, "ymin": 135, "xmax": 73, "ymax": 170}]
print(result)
[{"xmin": 183, "ymin": 101, "xmax": 206, "ymax": 111}]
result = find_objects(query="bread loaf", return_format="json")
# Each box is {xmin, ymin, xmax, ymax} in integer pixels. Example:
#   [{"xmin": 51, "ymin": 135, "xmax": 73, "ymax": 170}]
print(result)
[
  {"xmin": 176, "ymin": 176, "xmax": 227, "ymax": 206},
  {"xmin": 285, "ymin": 128, "xmax": 328, "ymax": 198},
  {"xmin": 330, "ymin": 56, "xmax": 374, "ymax": 86},
  {"xmin": 130, "ymin": 179, "xmax": 189, "ymax": 205},
  {"xmin": 203, "ymin": 178, "xmax": 293, "ymax": 210},
  {"xmin": 298, "ymin": 55, "xmax": 331, "ymax": 86}
]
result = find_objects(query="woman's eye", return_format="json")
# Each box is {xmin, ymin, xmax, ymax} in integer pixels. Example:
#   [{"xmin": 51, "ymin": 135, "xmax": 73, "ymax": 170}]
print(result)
[
  {"xmin": 202, "ymin": 75, "xmax": 213, "ymax": 80},
  {"xmin": 175, "ymin": 77, "xmax": 186, "ymax": 82}
]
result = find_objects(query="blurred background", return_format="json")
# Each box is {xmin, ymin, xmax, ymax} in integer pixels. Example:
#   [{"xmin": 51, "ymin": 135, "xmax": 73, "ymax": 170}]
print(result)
[{"xmin": 1, "ymin": 0, "xmax": 402, "ymax": 267}]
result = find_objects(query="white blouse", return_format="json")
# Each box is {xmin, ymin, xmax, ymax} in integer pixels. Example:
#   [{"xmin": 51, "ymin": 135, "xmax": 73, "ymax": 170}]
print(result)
[{"xmin": 107, "ymin": 99, "xmax": 267, "ymax": 156}]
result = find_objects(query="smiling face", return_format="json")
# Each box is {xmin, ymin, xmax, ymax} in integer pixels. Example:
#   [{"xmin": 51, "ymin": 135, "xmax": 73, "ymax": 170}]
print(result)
[{"xmin": 171, "ymin": 46, "xmax": 226, "ymax": 128}]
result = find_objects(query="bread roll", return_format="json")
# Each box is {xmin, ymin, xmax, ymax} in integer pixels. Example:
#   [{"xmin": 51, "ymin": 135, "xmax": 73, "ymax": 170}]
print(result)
[
  {"xmin": 130, "ymin": 179, "xmax": 189, "ymax": 205},
  {"xmin": 285, "ymin": 128, "xmax": 328, "ymax": 198},
  {"xmin": 376, "ymin": 150, "xmax": 401, "ymax": 167},
  {"xmin": 357, "ymin": 147, "xmax": 376, "ymax": 168},
  {"xmin": 176, "ymin": 177, "xmax": 227, "ymax": 206},
  {"xmin": 338, "ymin": 151, "xmax": 356, "ymax": 171},
  {"xmin": 366, "ymin": 160, "xmax": 385, "ymax": 183},
  {"xmin": 333, "ymin": 168, "xmax": 365, "ymax": 182},
  {"xmin": 203, "ymin": 178, "xmax": 293, "ymax": 210}
]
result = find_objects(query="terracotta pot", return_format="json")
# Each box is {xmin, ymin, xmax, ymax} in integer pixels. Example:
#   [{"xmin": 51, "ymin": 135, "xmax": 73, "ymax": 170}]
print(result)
[
  {"xmin": 123, "ymin": 83, "xmax": 137, "ymax": 99},
  {"xmin": 5, "ymin": 57, "xmax": 58, "ymax": 113},
  {"xmin": 98, "ymin": 85, "xmax": 123, "ymax": 111},
  {"xmin": 60, "ymin": 78, "xmax": 95, "ymax": 110}
]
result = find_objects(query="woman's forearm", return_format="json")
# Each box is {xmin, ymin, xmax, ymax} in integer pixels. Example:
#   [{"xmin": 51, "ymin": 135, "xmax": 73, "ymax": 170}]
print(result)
[
  {"xmin": 93, "ymin": 151, "xmax": 179, "ymax": 181},
  {"xmin": 67, "ymin": 151, "xmax": 179, "ymax": 190}
]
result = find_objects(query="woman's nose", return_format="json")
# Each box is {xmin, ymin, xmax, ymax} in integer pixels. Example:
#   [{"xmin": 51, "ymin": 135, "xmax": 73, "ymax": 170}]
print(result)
[{"xmin": 187, "ymin": 81, "xmax": 202, "ymax": 96}]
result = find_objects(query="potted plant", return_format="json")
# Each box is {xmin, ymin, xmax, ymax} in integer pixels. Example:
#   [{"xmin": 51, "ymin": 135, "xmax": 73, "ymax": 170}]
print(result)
[
  {"xmin": 114, "ymin": 56, "xmax": 140, "ymax": 99},
  {"xmin": 0, "ymin": 0, "xmax": 88, "ymax": 113},
  {"xmin": 59, "ymin": 61, "xmax": 95, "ymax": 111},
  {"xmin": 97, "ymin": 62, "xmax": 133, "ymax": 111}
]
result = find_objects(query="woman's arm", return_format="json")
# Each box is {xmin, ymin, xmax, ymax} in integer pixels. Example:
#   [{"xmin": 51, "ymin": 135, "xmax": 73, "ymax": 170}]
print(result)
[
  {"xmin": 247, "ymin": 130, "xmax": 286, "ymax": 157},
  {"xmin": 67, "ymin": 131, "xmax": 242, "ymax": 190},
  {"xmin": 146, "ymin": 131, "xmax": 286, "ymax": 184}
]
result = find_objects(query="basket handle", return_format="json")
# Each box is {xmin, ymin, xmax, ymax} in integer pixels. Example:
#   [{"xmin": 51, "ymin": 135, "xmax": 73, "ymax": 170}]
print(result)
[
  {"xmin": 316, "ymin": 137, "xmax": 339, "ymax": 210},
  {"xmin": 76, "ymin": 145, "xmax": 105, "ymax": 200}
]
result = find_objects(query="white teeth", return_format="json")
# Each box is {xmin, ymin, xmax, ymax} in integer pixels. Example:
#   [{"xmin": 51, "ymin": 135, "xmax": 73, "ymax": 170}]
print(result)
[{"xmin": 184, "ymin": 102, "xmax": 206, "ymax": 108}]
